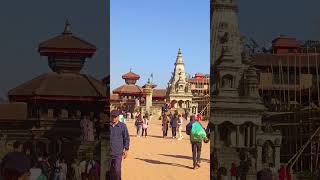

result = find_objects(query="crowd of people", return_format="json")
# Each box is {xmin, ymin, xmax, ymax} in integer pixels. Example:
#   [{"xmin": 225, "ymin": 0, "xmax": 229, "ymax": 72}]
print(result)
[
  {"xmin": 0, "ymin": 140, "xmax": 101, "ymax": 180},
  {"xmin": 215, "ymin": 162, "xmax": 294, "ymax": 180}
]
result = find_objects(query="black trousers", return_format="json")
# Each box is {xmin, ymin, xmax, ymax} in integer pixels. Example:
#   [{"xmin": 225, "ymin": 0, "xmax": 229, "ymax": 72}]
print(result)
[
  {"xmin": 163, "ymin": 126, "xmax": 168, "ymax": 137},
  {"xmin": 191, "ymin": 141, "xmax": 202, "ymax": 166},
  {"xmin": 142, "ymin": 128, "xmax": 147, "ymax": 136},
  {"xmin": 172, "ymin": 127, "xmax": 177, "ymax": 137}
]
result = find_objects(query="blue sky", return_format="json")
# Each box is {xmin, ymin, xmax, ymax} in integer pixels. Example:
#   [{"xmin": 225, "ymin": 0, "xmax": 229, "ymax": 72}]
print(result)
[
  {"xmin": 238, "ymin": 0, "xmax": 320, "ymax": 46},
  {"xmin": 110, "ymin": 0, "xmax": 210, "ymax": 90}
]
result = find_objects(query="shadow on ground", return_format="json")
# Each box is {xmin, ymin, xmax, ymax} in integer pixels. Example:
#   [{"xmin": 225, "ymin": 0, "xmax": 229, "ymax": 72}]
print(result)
[
  {"xmin": 158, "ymin": 154, "xmax": 210, "ymax": 163},
  {"xmin": 135, "ymin": 158, "xmax": 193, "ymax": 169},
  {"xmin": 148, "ymin": 135, "xmax": 165, "ymax": 139}
]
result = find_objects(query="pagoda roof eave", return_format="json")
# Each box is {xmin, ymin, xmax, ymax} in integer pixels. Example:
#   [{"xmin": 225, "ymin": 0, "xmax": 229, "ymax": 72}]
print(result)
[
  {"xmin": 112, "ymin": 92, "xmax": 144, "ymax": 95},
  {"xmin": 9, "ymin": 95, "xmax": 107, "ymax": 102},
  {"xmin": 38, "ymin": 47, "xmax": 96, "ymax": 57}
]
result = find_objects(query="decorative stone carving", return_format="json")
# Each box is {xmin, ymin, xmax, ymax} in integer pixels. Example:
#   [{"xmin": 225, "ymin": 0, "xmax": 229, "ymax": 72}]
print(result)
[{"xmin": 263, "ymin": 142, "xmax": 274, "ymax": 164}]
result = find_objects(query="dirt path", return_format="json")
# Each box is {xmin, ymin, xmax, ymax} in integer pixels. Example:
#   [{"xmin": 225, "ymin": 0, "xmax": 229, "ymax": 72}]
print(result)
[{"xmin": 122, "ymin": 117, "xmax": 210, "ymax": 180}]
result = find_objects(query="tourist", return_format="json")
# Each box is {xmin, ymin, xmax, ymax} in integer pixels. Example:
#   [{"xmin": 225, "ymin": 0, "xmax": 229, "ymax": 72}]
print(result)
[
  {"xmin": 79, "ymin": 159, "xmax": 88, "ymax": 180},
  {"xmin": 177, "ymin": 114, "xmax": 184, "ymax": 140},
  {"xmin": 71, "ymin": 158, "xmax": 81, "ymax": 180},
  {"xmin": 162, "ymin": 99, "xmax": 169, "ymax": 114},
  {"xmin": 94, "ymin": 118, "xmax": 101, "ymax": 140},
  {"xmin": 278, "ymin": 165, "xmax": 286, "ymax": 180},
  {"xmin": 52, "ymin": 157, "xmax": 61, "ymax": 180},
  {"xmin": 269, "ymin": 163, "xmax": 277, "ymax": 180},
  {"xmin": 39, "ymin": 152, "xmax": 50, "ymax": 179},
  {"xmin": 29, "ymin": 160, "xmax": 42, "ymax": 180},
  {"xmin": 119, "ymin": 113, "xmax": 126, "ymax": 124},
  {"xmin": 135, "ymin": 114, "xmax": 143, "ymax": 137},
  {"xmin": 257, "ymin": 168, "xmax": 273, "ymax": 180},
  {"xmin": 88, "ymin": 118, "xmax": 95, "ymax": 141},
  {"xmin": 170, "ymin": 114, "xmax": 178, "ymax": 138},
  {"xmin": 186, "ymin": 115, "xmax": 204, "ymax": 169},
  {"xmin": 162, "ymin": 114, "xmax": 169, "ymax": 138},
  {"xmin": 87, "ymin": 159, "xmax": 98, "ymax": 180},
  {"xmin": 230, "ymin": 162, "xmax": 238, "ymax": 180},
  {"xmin": 286, "ymin": 164, "xmax": 292, "ymax": 180},
  {"xmin": 0, "ymin": 148, "xmax": 31, "ymax": 180},
  {"xmin": 142, "ymin": 115, "xmax": 149, "ymax": 138},
  {"xmin": 95, "ymin": 159, "xmax": 101, "ymax": 180},
  {"xmin": 58, "ymin": 156, "xmax": 67, "ymax": 180},
  {"xmin": 184, "ymin": 110, "xmax": 189, "ymax": 120},
  {"xmin": 80, "ymin": 114, "xmax": 89, "ymax": 141},
  {"xmin": 109, "ymin": 109, "xmax": 130, "ymax": 180}
]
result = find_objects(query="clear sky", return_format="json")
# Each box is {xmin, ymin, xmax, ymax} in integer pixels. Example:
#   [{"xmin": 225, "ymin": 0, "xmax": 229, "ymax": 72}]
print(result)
[
  {"xmin": 0, "ymin": 0, "xmax": 108, "ymax": 99},
  {"xmin": 238, "ymin": 0, "xmax": 320, "ymax": 46},
  {"xmin": 110, "ymin": 0, "xmax": 210, "ymax": 90}
]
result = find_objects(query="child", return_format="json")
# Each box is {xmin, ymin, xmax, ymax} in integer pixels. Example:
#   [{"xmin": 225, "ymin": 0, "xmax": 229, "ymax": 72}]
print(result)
[
  {"xmin": 135, "ymin": 114, "xmax": 143, "ymax": 137},
  {"xmin": 142, "ymin": 116, "xmax": 149, "ymax": 138},
  {"xmin": 177, "ymin": 114, "xmax": 184, "ymax": 140}
]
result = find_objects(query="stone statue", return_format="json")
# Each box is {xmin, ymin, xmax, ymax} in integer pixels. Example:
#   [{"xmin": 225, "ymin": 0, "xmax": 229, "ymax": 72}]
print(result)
[
  {"xmin": 222, "ymin": 76, "xmax": 232, "ymax": 88},
  {"xmin": 264, "ymin": 123, "xmax": 274, "ymax": 133},
  {"xmin": 265, "ymin": 142, "xmax": 274, "ymax": 164}
]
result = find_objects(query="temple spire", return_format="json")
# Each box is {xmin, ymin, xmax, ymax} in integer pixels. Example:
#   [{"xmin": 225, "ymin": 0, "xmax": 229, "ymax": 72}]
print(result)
[
  {"xmin": 176, "ymin": 48, "xmax": 183, "ymax": 64},
  {"xmin": 63, "ymin": 19, "xmax": 72, "ymax": 35}
]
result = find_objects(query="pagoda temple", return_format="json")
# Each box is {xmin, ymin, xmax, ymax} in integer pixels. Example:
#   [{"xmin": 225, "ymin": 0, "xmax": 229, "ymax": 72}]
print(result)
[{"xmin": 0, "ymin": 21, "xmax": 107, "ymax": 165}]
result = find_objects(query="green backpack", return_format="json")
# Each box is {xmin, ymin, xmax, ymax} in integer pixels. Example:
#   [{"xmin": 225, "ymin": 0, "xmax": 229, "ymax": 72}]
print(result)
[{"xmin": 191, "ymin": 121, "xmax": 207, "ymax": 142}]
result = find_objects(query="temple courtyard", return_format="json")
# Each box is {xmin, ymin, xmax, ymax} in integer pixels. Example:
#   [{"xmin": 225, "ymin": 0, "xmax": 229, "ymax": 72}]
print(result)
[{"xmin": 122, "ymin": 117, "xmax": 210, "ymax": 180}]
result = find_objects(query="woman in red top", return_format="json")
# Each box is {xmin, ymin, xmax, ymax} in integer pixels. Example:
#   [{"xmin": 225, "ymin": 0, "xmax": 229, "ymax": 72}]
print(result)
[
  {"xmin": 230, "ymin": 163, "xmax": 237, "ymax": 180},
  {"xmin": 278, "ymin": 165, "xmax": 286, "ymax": 180},
  {"xmin": 286, "ymin": 164, "xmax": 292, "ymax": 180}
]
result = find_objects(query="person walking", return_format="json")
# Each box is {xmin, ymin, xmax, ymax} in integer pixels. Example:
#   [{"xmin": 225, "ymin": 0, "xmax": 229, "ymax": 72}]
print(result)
[
  {"xmin": 59, "ymin": 156, "xmax": 67, "ymax": 180},
  {"xmin": 186, "ymin": 115, "xmax": 205, "ymax": 169},
  {"xmin": 71, "ymin": 158, "xmax": 81, "ymax": 180},
  {"xmin": 162, "ymin": 114, "xmax": 169, "ymax": 138},
  {"xmin": 29, "ymin": 160, "xmax": 42, "ymax": 180},
  {"xmin": 170, "ymin": 114, "xmax": 178, "ymax": 138},
  {"xmin": 286, "ymin": 164, "xmax": 292, "ymax": 180},
  {"xmin": 278, "ymin": 165, "xmax": 286, "ymax": 180},
  {"xmin": 135, "ymin": 114, "xmax": 143, "ymax": 137},
  {"xmin": 230, "ymin": 162, "xmax": 238, "ymax": 180},
  {"xmin": 177, "ymin": 114, "xmax": 184, "ymax": 140},
  {"xmin": 108, "ymin": 109, "xmax": 130, "ymax": 180},
  {"xmin": 142, "ymin": 115, "xmax": 149, "ymax": 138}
]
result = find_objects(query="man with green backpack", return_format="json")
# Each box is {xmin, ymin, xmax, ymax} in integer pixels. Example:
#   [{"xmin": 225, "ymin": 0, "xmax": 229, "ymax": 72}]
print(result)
[{"xmin": 186, "ymin": 115, "xmax": 207, "ymax": 169}]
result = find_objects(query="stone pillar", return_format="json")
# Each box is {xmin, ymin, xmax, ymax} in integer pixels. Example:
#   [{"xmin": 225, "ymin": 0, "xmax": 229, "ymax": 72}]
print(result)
[
  {"xmin": 275, "ymin": 146, "xmax": 281, "ymax": 171},
  {"xmin": 257, "ymin": 145, "xmax": 263, "ymax": 171},
  {"xmin": 252, "ymin": 126, "xmax": 256, "ymax": 147},
  {"xmin": 236, "ymin": 125, "xmax": 240, "ymax": 147},
  {"xmin": 230, "ymin": 129, "xmax": 236, "ymax": 147},
  {"xmin": 143, "ymin": 81, "xmax": 153, "ymax": 113},
  {"xmin": 247, "ymin": 126, "xmax": 251, "ymax": 147}
]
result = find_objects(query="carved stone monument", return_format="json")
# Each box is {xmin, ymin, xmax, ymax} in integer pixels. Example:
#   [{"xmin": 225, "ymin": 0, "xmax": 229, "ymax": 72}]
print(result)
[
  {"xmin": 211, "ymin": 0, "xmax": 282, "ymax": 178},
  {"xmin": 167, "ymin": 48, "xmax": 198, "ymax": 114}
]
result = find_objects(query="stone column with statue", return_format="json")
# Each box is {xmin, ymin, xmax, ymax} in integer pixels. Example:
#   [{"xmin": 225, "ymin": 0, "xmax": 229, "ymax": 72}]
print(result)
[{"xmin": 143, "ymin": 78, "xmax": 153, "ymax": 115}]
